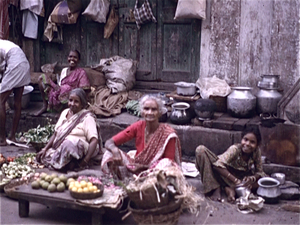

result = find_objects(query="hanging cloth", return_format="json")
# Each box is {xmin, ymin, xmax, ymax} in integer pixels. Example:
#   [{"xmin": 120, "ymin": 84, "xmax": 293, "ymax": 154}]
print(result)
[{"xmin": 0, "ymin": 0, "xmax": 9, "ymax": 40}]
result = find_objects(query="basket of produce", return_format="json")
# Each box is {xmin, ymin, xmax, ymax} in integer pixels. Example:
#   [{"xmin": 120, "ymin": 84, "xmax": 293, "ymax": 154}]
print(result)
[
  {"xmin": 67, "ymin": 176, "xmax": 104, "ymax": 200},
  {"xmin": 17, "ymin": 122, "xmax": 55, "ymax": 152}
]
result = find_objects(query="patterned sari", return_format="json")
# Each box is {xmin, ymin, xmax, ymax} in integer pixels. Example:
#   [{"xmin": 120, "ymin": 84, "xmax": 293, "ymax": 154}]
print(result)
[
  {"xmin": 101, "ymin": 123, "xmax": 181, "ymax": 179},
  {"xmin": 42, "ymin": 67, "xmax": 90, "ymax": 111}
]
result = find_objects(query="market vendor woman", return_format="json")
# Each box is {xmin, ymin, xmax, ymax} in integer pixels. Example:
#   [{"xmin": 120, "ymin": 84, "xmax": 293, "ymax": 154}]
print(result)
[
  {"xmin": 101, "ymin": 95, "xmax": 181, "ymax": 179},
  {"xmin": 36, "ymin": 88, "xmax": 102, "ymax": 171},
  {"xmin": 195, "ymin": 126, "xmax": 267, "ymax": 203}
]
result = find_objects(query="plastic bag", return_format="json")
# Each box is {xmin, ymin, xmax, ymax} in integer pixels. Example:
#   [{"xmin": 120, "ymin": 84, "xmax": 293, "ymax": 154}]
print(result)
[
  {"xmin": 196, "ymin": 75, "xmax": 231, "ymax": 99},
  {"xmin": 174, "ymin": 0, "xmax": 206, "ymax": 20},
  {"xmin": 96, "ymin": 56, "xmax": 137, "ymax": 93},
  {"xmin": 82, "ymin": 0, "xmax": 110, "ymax": 23},
  {"xmin": 104, "ymin": 7, "xmax": 119, "ymax": 39}
]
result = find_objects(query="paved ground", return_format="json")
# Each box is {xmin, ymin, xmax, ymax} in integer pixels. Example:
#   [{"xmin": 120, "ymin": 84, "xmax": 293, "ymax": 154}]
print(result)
[{"xmin": 1, "ymin": 145, "xmax": 300, "ymax": 225}]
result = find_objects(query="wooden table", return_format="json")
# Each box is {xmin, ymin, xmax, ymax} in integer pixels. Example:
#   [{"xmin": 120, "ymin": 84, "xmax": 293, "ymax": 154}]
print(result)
[{"xmin": 10, "ymin": 184, "xmax": 106, "ymax": 225}]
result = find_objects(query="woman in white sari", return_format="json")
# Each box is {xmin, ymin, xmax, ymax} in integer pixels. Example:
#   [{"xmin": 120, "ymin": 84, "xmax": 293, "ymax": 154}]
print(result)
[{"xmin": 36, "ymin": 88, "xmax": 102, "ymax": 171}]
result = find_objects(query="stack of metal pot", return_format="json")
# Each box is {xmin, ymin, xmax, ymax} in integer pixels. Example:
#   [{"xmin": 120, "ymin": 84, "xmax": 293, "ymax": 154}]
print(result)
[{"xmin": 256, "ymin": 75, "xmax": 282, "ymax": 115}]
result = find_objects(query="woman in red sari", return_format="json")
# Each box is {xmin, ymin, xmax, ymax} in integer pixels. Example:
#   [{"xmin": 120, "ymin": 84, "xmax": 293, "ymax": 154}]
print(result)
[
  {"xmin": 101, "ymin": 95, "xmax": 181, "ymax": 179},
  {"xmin": 34, "ymin": 50, "xmax": 90, "ymax": 116}
]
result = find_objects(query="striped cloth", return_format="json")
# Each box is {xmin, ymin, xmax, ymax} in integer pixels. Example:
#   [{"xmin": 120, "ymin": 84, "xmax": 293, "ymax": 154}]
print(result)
[{"xmin": 133, "ymin": 0, "xmax": 157, "ymax": 30}]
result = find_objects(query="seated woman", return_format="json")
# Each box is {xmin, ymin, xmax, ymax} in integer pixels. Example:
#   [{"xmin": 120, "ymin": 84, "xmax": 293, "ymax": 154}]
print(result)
[
  {"xmin": 101, "ymin": 95, "xmax": 181, "ymax": 179},
  {"xmin": 195, "ymin": 126, "xmax": 267, "ymax": 203},
  {"xmin": 36, "ymin": 88, "xmax": 102, "ymax": 171},
  {"xmin": 34, "ymin": 50, "xmax": 90, "ymax": 116}
]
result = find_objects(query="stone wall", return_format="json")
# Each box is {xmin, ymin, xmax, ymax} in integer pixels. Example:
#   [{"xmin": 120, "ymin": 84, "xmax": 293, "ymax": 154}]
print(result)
[{"xmin": 200, "ymin": 0, "xmax": 300, "ymax": 98}]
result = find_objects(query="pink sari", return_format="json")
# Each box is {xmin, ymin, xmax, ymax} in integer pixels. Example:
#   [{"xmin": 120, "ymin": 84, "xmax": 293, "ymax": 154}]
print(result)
[{"xmin": 42, "ymin": 67, "xmax": 90, "ymax": 111}]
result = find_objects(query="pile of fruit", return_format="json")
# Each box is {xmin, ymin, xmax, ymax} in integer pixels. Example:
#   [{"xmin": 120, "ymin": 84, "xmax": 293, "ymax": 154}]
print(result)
[
  {"xmin": 31, "ymin": 172, "xmax": 67, "ymax": 193},
  {"xmin": 67, "ymin": 177, "xmax": 101, "ymax": 194}
]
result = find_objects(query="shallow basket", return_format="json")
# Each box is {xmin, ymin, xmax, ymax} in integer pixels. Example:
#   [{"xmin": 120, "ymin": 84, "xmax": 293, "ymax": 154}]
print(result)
[
  {"xmin": 129, "ymin": 198, "xmax": 183, "ymax": 225},
  {"xmin": 69, "ymin": 183, "xmax": 104, "ymax": 200}
]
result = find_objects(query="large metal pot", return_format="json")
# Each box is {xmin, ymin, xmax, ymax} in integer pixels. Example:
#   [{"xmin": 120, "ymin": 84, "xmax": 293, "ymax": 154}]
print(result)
[
  {"xmin": 256, "ymin": 88, "xmax": 282, "ymax": 114},
  {"xmin": 257, "ymin": 177, "xmax": 281, "ymax": 204},
  {"xmin": 194, "ymin": 99, "xmax": 216, "ymax": 119},
  {"xmin": 227, "ymin": 87, "xmax": 256, "ymax": 118},
  {"xmin": 170, "ymin": 102, "xmax": 191, "ymax": 125}
]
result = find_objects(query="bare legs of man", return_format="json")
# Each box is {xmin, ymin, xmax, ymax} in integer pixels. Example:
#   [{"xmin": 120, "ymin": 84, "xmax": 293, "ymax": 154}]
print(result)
[{"xmin": 0, "ymin": 87, "xmax": 24, "ymax": 145}]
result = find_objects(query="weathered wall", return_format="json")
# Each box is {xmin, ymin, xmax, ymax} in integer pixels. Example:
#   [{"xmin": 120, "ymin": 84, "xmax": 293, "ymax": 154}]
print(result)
[{"xmin": 200, "ymin": 0, "xmax": 300, "ymax": 96}]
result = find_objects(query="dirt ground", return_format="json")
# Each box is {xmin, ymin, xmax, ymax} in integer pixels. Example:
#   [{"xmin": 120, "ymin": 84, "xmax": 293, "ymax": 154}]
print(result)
[{"xmin": 0, "ymin": 145, "xmax": 299, "ymax": 225}]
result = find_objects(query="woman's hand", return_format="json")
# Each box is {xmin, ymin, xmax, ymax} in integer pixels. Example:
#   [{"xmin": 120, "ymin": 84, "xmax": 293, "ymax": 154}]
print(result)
[
  {"xmin": 36, "ymin": 148, "xmax": 47, "ymax": 163},
  {"xmin": 242, "ymin": 176, "xmax": 256, "ymax": 189},
  {"xmin": 127, "ymin": 163, "xmax": 149, "ymax": 174}
]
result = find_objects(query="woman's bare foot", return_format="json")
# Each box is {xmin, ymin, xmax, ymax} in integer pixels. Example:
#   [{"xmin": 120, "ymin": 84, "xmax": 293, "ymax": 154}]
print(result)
[
  {"xmin": 206, "ymin": 187, "xmax": 222, "ymax": 202},
  {"xmin": 225, "ymin": 186, "xmax": 236, "ymax": 203},
  {"xmin": 33, "ymin": 105, "xmax": 47, "ymax": 116}
]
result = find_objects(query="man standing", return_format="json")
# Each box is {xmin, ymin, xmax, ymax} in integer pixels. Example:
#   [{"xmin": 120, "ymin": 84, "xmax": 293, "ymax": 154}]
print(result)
[{"xmin": 0, "ymin": 39, "xmax": 31, "ymax": 145}]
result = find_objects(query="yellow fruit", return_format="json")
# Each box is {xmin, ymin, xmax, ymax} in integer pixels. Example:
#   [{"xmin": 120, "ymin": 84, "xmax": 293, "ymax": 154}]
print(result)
[
  {"xmin": 71, "ymin": 187, "xmax": 77, "ymax": 192},
  {"xmin": 87, "ymin": 182, "xmax": 93, "ymax": 187},
  {"xmin": 92, "ymin": 185, "xmax": 98, "ymax": 191},
  {"xmin": 80, "ymin": 180, "xmax": 87, "ymax": 188},
  {"xmin": 88, "ymin": 186, "xmax": 94, "ymax": 192},
  {"xmin": 66, "ymin": 178, "xmax": 75, "ymax": 187},
  {"xmin": 74, "ymin": 181, "xmax": 81, "ymax": 188},
  {"xmin": 77, "ymin": 188, "xmax": 83, "ymax": 193},
  {"xmin": 83, "ymin": 187, "xmax": 89, "ymax": 193}
]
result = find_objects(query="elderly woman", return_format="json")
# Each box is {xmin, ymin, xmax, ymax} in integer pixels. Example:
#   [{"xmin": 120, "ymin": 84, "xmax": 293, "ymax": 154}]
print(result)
[
  {"xmin": 195, "ymin": 126, "xmax": 267, "ymax": 203},
  {"xmin": 36, "ymin": 88, "xmax": 102, "ymax": 171},
  {"xmin": 34, "ymin": 50, "xmax": 90, "ymax": 116},
  {"xmin": 101, "ymin": 95, "xmax": 181, "ymax": 179}
]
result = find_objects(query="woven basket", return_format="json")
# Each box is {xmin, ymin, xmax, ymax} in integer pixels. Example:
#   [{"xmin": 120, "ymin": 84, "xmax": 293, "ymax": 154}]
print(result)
[
  {"xmin": 129, "ymin": 198, "xmax": 183, "ymax": 225},
  {"xmin": 127, "ymin": 184, "xmax": 169, "ymax": 210},
  {"xmin": 69, "ymin": 183, "xmax": 104, "ymax": 200}
]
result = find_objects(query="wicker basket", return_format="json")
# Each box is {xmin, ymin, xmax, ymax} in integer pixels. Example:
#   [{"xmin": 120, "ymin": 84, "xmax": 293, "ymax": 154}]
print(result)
[
  {"xmin": 127, "ymin": 184, "xmax": 169, "ymax": 210},
  {"xmin": 69, "ymin": 183, "xmax": 104, "ymax": 200},
  {"xmin": 129, "ymin": 198, "xmax": 183, "ymax": 225}
]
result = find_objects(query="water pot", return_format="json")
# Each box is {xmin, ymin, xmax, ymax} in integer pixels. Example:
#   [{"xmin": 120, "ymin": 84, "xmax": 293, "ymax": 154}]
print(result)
[
  {"xmin": 194, "ymin": 99, "xmax": 216, "ymax": 119},
  {"xmin": 256, "ymin": 88, "xmax": 282, "ymax": 114},
  {"xmin": 257, "ymin": 177, "xmax": 281, "ymax": 204},
  {"xmin": 257, "ymin": 75, "xmax": 280, "ymax": 89},
  {"xmin": 170, "ymin": 102, "xmax": 191, "ymax": 125},
  {"xmin": 227, "ymin": 87, "xmax": 256, "ymax": 118}
]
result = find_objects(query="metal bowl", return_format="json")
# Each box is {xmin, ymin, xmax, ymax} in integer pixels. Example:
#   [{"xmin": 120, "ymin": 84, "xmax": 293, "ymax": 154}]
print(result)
[
  {"xmin": 271, "ymin": 173, "xmax": 285, "ymax": 185},
  {"xmin": 235, "ymin": 186, "xmax": 250, "ymax": 198},
  {"xmin": 7, "ymin": 85, "xmax": 34, "ymax": 109}
]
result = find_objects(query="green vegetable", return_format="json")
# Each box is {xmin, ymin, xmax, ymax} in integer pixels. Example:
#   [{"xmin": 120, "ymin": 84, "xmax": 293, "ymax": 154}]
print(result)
[{"xmin": 17, "ymin": 121, "xmax": 55, "ymax": 144}]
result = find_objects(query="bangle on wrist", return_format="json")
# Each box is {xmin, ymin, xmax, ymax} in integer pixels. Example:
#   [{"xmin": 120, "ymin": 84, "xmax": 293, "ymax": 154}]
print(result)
[
  {"xmin": 226, "ymin": 173, "xmax": 231, "ymax": 179},
  {"xmin": 234, "ymin": 178, "xmax": 238, "ymax": 183}
]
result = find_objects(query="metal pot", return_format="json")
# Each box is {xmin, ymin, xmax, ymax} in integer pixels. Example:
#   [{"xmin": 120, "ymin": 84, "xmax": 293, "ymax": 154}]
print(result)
[
  {"xmin": 227, "ymin": 87, "xmax": 256, "ymax": 118},
  {"xmin": 194, "ymin": 99, "xmax": 216, "ymax": 119},
  {"xmin": 174, "ymin": 82, "xmax": 196, "ymax": 96},
  {"xmin": 257, "ymin": 177, "xmax": 281, "ymax": 204},
  {"xmin": 7, "ymin": 85, "xmax": 33, "ymax": 109},
  {"xmin": 170, "ymin": 102, "xmax": 191, "ymax": 125},
  {"xmin": 271, "ymin": 173, "xmax": 285, "ymax": 185},
  {"xmin": 257, "ymin": 75, "xmax": 280, "ymax": 89},
  {"xmin": 256, "ymin": 88, "xmax": 282, "ymax": 114}
]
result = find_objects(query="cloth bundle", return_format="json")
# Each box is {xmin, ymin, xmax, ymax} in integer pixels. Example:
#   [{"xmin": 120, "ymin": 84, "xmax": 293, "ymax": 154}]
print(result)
[{"xmin": 133, "ymin": 0, "xmax": 157, "ymax": 30}]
